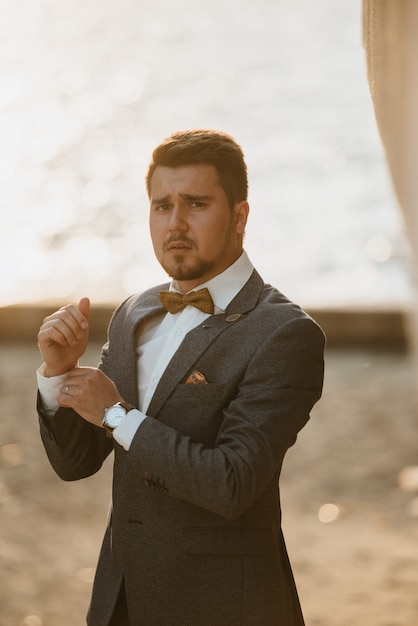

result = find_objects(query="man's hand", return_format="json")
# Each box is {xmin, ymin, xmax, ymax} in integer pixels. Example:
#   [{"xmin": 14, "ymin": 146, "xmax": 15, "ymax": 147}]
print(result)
[
  {"xmin": 58, "ymin": 367, "xmax": 123, "ymax": 428},
  {"xmin": 38, "ymin": 298, "xmax": 91, "ymax": 377}
]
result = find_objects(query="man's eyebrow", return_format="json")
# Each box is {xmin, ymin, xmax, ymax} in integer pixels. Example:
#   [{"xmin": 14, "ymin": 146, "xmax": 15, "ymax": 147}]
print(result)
[
  {"xmin": 179, "ymin": 193, "xmax": 213, "ymax": 202},
  {"xmin": 151, "ymin": 193, "xmax": 213, "ymax": 205},
  {"xmin": 151, "ymin": 195, "xmax": 170, "ymax": 205}
]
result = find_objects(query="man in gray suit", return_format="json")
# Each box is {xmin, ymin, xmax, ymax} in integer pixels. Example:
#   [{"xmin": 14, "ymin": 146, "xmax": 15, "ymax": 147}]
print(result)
[{"xmin": 37, "ymin": 129, "xmax": 325, "ymax": 625}]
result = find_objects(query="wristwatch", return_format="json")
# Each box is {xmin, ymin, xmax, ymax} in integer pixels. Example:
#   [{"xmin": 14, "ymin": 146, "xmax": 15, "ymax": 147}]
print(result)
[{"xmin": 102, "ymin": 401, "xmax": 135, "ymax": 436}]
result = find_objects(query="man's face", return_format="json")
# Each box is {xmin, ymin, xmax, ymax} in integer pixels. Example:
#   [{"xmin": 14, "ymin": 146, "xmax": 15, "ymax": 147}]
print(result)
[{"xmin": 149, "ymin": 164, "xmax": 248, "ymax": 293}]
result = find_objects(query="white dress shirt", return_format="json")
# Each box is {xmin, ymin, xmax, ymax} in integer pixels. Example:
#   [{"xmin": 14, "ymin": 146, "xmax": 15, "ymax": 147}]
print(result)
[{"xmin": 37, "ymin": 251, "xmax": 254, "ymax": 451}]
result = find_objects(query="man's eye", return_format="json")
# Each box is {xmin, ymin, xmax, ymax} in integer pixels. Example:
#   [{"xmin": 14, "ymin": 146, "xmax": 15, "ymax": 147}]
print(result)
[{"xmin": 190, "ymin": 202, "xmax": 205, "ymax": 209}]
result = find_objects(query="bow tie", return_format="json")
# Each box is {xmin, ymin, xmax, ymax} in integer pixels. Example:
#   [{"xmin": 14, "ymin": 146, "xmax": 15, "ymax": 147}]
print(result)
[{"xmin": 158, "ymin": 288, "xmax": 214, "ymax": 315}]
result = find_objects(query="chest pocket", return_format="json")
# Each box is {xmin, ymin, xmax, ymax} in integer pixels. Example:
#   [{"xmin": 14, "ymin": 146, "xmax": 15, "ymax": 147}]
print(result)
[{"xmin": 158, "ymin": 383, "xmax": 226, "ymax": 445}]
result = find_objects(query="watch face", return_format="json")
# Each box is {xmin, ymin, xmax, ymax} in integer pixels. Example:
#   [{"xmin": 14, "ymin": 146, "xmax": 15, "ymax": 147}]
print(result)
[{"xmin": 105, "ymin": 405, "xmax": 126, "ymax": 428}]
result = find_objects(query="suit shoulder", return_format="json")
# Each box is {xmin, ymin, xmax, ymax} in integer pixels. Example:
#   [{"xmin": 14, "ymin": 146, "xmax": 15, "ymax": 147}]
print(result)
[
  {"xmin": 257, "ymin": 283, "xmax": 307, "ymax": 319},
  {"xmin": 107, "ymin": 283, "xmax": 169, "ymax": 330},
  {"xmin": 255, "ymin": 284, "xmax": 325, "ymax": 339},
  {"xmin": 117, "ymin": 283, "xmax": 169, "ymax": 310}
]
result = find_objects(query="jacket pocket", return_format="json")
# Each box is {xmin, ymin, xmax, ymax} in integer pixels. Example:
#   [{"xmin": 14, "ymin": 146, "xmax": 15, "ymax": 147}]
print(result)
[
  {"xmin": 172, "ymin": 383, "xmax": 225, "ymax": 399},
  {"xmin": 182, "ymin": 527, "xmax": 272, "ymax": 556}
]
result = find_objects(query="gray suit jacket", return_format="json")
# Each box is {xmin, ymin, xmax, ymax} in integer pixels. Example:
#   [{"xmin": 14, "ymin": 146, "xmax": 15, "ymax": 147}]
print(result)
[{"xmin": 39, "ymin": 270, "xmax": 325, "ymax": 626}]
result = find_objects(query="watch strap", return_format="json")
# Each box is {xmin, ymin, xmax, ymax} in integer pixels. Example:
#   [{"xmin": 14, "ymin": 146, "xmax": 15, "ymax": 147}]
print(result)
[{"xmin": 118, "ymin": 401, "xmax": 136, "ymax": 413}]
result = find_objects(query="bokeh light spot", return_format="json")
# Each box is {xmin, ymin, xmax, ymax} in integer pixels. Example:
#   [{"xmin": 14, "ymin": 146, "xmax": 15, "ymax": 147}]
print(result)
[
  {"xmin": 318, "ymin": 503, "xmax": 340, "ymax": 523},
  {"xmin": 1, "ymin": 443, "xmax": 24, "ymax": 468},
  {"xmin": 398, "ymin": 465, "xmax": 418, "ymax": 492},
  {"xmin": 19, "ymin": 616, "xmax": 43, "ymax": 626}
]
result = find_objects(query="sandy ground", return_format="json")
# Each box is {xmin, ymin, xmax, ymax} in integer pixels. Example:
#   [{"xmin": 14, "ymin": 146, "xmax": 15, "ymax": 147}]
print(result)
[{"xmin": 0, "ymin": 341, "xmax": 417, "ymax": 626}]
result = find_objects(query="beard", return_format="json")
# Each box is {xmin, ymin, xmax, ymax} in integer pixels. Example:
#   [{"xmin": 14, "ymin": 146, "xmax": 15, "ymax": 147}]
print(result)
[
  {"xmin": 159, "ymin": 233, "xmax": 216, "ymax": 282},
  {"xmin": 162, "ymin": 253, "xmax": 215, "ymax": 282}
]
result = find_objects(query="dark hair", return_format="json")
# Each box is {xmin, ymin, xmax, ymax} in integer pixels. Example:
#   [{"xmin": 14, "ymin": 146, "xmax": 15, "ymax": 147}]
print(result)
[{"xmin": 145, "ymin": 129, "xmax": 248, "ymax": 207}]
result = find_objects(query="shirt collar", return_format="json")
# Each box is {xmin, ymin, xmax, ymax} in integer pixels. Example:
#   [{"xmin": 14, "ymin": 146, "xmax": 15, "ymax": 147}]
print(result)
[{"xmin": 170, "ymin": 251, "xmax": 254, "ymax": 313}]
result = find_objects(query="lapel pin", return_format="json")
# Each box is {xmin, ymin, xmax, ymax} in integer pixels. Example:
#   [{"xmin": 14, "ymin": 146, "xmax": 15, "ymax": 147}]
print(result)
[{"xmin": 225, "ymin": 313, "xmax": 242, "ymax": 323}]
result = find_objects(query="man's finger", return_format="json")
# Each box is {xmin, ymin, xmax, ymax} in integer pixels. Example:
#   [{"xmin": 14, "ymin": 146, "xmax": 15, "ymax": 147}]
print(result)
[{"xmin": 78, "ymin": 297, "xmax": 90, "ymax": 324}]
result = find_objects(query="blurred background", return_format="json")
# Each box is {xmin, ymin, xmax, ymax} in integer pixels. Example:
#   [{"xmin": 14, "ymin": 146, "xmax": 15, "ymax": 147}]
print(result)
[
  {"xmin": 0, "ymin": 0, "xmax": 413, "ymax": 308},
  {"xmin": 0, "ymin": 1, "xmax": 417, "ymax": 625}
]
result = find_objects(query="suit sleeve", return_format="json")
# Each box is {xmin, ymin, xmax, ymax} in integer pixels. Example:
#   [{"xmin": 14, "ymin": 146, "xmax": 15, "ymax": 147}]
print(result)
[
  {"xmin": 36, "ymin": 298, "xmax": 134, "ymax": 481},
  {"xmin": 126, "ymin": 317, "xmax": 325, "ymax": 519},
  {"xmin": 38, "ymin": 397, "xmax": 114, "ymax": 482}
]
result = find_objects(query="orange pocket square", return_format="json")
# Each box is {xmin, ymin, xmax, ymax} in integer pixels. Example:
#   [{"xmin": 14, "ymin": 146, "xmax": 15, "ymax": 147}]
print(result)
[{"xmin": 186, "ymin": 370, "xmax": 208, "ymax": 384}]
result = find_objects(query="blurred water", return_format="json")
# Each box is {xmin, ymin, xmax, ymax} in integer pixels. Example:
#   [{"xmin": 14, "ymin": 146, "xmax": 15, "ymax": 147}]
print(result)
[{"xmin": 0, "ymin": 0, "xmax": 412, "ymax": 307}]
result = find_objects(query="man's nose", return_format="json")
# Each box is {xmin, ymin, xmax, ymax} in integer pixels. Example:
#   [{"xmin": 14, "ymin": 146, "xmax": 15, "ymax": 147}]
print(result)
[{"xmin": 168, "ymin": 205, "xmax": 188, "ymax": 231}]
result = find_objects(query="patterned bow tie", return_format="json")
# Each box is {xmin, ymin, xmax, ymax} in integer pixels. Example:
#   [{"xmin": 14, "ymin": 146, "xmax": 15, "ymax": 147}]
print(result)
[{"xmin": 158, "ymin": 288, "xmax": 214, "ymax": 314}]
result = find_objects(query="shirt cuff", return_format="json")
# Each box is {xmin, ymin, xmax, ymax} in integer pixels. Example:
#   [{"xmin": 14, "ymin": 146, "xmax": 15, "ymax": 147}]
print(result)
[
  {"xmin": 113, "ymin": 409, "xmax": 147, "ymax": 451},
  {"xmin": 36, "ymin": 366, "xmax": 67, "ymax": 415}
]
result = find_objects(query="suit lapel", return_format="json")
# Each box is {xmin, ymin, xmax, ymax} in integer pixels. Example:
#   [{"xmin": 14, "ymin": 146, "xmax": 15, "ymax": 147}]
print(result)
[
  {"xmin": 117, "ymin": 290, "xmax": 167, "ymax": 405},
  {"xmin": 146, "ymin": 270, "xmax": 264, "ymax": 418}
]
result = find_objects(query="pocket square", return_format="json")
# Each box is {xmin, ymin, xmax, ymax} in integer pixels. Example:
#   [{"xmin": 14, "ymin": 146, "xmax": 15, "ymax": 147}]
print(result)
[{"xmin": 186, "ymin": 370, "xmax": 208, "ymax": 385}]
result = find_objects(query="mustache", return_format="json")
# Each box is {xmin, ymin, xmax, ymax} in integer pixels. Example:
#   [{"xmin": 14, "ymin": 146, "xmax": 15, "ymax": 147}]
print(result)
[{"xmin": 163, "ymin": 234, "xmax": 195, "ymax": 249}]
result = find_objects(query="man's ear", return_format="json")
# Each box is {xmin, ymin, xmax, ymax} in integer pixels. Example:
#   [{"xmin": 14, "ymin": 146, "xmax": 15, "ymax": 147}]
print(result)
[{"xmin": 234, "ymin": 201, "xmax": 249, "ymax": 234}]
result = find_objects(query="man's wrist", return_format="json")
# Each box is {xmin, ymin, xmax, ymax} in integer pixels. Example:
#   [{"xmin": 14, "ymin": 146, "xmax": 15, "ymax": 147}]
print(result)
[
  {"xmin": 112, "ymin": 409, "xmax": 147, "ymax": 451},
  {"xmin": 37, "ymin": 367, "xmax": 67, "ymax": 414},
  {"xmin": 40, "ymin": 362, "xmax": 77, "ymax": 378},
  {"xmin": 102, "ymin": 401, "xmax": 136, "ymax": 437}
]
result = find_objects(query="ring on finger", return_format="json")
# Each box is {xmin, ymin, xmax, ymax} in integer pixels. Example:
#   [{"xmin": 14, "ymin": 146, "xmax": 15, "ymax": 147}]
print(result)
[{"xmin": 65, "ymin": 385, "xmax": 69, "ymax": 394}]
